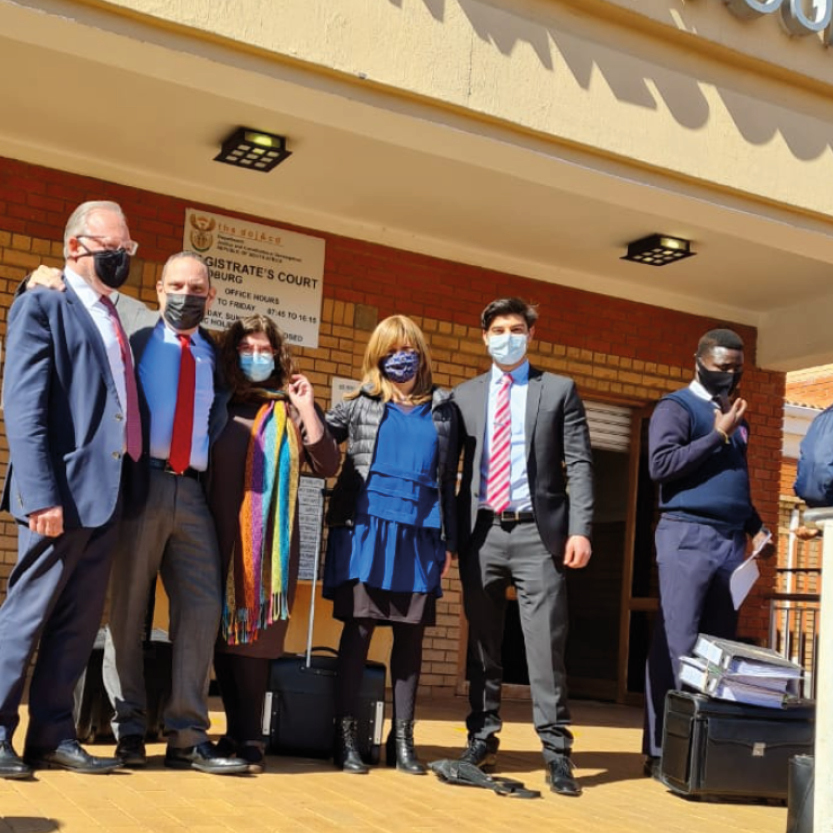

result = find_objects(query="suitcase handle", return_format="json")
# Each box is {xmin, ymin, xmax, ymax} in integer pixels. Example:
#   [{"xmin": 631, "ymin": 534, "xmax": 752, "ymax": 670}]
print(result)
[{"xmin": 309, "ymin": 646, "xmax": 338, "ymax": 657}]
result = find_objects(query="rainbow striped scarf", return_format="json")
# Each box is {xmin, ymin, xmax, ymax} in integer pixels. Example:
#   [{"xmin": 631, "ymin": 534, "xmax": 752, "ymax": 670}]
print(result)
[{"xmin": 222, "ymin": 397, "xmax": 300, "ymax": 645}]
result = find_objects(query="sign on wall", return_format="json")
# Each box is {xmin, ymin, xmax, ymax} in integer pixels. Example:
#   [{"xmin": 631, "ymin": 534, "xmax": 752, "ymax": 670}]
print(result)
[
  {"xmin": 183, "ymin": 208, "xmax": 325, "ymax": 347},
  {"xmin": 725, "ymin": 0, "xmax": 833, "ymax": 41},
  {"xmin": 331, "ymin": 376, "xmax": 360, "ymax": 407}
]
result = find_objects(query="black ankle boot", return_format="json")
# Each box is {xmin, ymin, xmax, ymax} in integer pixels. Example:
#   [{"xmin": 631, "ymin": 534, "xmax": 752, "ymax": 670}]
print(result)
[
  {"xmin": 334, "ymin": 717, "xmax": 368, "ymax": 774},
  {"xmin": 385, "ymin": 719, "xmax": 426, "ymax": 775}
]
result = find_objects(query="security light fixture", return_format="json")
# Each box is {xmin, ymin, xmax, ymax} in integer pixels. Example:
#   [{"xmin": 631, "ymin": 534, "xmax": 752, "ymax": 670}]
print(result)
[
  {"xmin": 621, "ymin": 234, "xmax": 695, "ymax": 266},
  {"xmin": 213, "ymin": 128, "xmax": 292, "ymax": 172}
]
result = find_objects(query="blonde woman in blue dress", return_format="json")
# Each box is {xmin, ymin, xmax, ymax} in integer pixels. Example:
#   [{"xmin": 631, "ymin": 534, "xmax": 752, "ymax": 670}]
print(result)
[{"xmin": 324, "ymin": 315, "xmax": 458, "ymax": 775}]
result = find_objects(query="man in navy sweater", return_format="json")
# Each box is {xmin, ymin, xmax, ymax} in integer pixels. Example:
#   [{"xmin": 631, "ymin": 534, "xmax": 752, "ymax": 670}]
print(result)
[{"xmin": 642, "ymin": 328, "xmax": 773, "ymax": 774}]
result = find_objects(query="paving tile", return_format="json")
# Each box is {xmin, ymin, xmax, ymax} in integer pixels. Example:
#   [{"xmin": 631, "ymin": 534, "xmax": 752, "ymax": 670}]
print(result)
[{"xmin": 0, "ymin": 697, "xmax": 791, "ymax": 833}]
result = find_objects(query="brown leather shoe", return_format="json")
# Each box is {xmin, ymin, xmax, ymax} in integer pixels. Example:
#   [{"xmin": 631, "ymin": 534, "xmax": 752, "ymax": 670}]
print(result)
[{"xmin": 546, "ymin": 754, "xmax": 582, "ymax": 797}]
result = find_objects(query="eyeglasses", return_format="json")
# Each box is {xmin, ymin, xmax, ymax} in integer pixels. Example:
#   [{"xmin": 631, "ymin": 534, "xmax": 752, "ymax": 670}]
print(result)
[
  {"xmin": 238, "ymin": 346, "xmax": 276, "ymax": 356},
  {"xmin": 77, "ymin": 235, "xmax": 139, "ymax": 256}
]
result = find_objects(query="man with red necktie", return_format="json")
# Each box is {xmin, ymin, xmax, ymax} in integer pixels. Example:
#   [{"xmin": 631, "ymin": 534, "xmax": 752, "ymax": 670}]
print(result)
[
  {"xmin": 0, "ymin": 201, "xmax": 139, "ymax": 778},
  {"xmin": 452, "ymin": 297, "xmax": 594, "ymax": 797},
  {"xmin": 101, "ymin": 251, "xmax": 247, "ymax": 775},
  {"xmin": 23, "ymin": 250, "xmax": 249, "ymax": 776}
]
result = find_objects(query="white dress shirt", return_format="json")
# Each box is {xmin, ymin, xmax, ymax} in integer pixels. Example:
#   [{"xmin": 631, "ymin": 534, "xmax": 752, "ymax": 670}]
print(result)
[{"xmin": 64, "ymin": 268, "xmax": 128, "ymax": 418}]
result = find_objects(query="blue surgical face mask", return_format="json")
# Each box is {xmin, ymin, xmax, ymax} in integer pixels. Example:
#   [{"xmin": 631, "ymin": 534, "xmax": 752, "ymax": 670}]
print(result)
[
  {"xmin": 487, "ymin": 332, "xmax": 528, "ymax": 366},
  {"xmin": 381, "ymin": 350, "xmax": 420, "ymax": 383},
  {"xmin": 240, "ymin": 353, "xmax": 275, "ymax": 383}
]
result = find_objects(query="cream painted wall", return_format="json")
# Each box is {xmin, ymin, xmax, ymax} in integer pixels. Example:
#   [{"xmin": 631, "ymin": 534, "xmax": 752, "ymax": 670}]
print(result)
[{"xmin": 91, "ymin": 0, "xmax": 833, "ymax": 219}]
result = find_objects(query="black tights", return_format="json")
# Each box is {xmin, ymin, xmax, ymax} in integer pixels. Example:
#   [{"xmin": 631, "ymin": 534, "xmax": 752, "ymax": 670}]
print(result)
[
  {"xmin": 336, "ymin": 618, "xmax": 425, "ymax": 722},
  {"xmin": 213, "ymin": 652, "xmax": 270, "ymax": 744}
]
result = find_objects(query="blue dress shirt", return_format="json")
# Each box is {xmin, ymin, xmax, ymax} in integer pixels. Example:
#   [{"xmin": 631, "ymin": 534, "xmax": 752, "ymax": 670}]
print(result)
[{"xmin": 138, "ymin": 321, "xmax": 215, "ymax": 471}]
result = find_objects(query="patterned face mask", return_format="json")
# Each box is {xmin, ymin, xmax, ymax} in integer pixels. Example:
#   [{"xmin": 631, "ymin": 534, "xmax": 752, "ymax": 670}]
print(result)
[{"xmin": 381, "ymin": 350, "xmax": 420, "ymax": 382}]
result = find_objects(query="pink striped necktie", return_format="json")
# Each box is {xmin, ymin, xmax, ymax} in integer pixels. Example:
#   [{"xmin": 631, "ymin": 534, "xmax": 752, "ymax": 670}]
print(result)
[
  {"xmin": 100, "ymin": 295, "xmax": 142, "ymax": 462},
  {"xmin": 486, "ymin": 373, "xmax": 513, "ymax": 513}
]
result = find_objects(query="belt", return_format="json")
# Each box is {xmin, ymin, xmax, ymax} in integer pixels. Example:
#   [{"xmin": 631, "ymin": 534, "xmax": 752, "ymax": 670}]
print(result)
[
  {"xmin": 148, "ymin": 457, "xmax": 203, "ymax": 481},
  {"xmin": 479, "ymin": 509, "xmax": 536, "ymax": 525}
]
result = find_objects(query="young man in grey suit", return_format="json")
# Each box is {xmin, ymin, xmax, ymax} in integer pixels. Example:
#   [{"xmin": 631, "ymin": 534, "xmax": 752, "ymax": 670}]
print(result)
[{"xmin": 452, "ymin": 297, "xmax": 594, "ymax": 797}]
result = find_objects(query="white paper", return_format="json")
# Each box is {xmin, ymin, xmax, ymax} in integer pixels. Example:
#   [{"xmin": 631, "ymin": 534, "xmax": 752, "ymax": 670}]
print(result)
[{"xmin": 730, "ymin": 555, "xmax": 760, "ymax": 610}]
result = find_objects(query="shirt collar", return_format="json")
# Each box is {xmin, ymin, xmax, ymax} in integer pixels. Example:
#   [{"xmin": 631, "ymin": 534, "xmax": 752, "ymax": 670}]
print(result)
[
  {"xmin": 689, "ymin": 379, "xmax": 713, "ymax": 402},
  {"xmin": 155, "ymin": 318, "xmax": 204, "ymax": 347},
  {"xmin": 490, "ymin": 360, "xmax": 530, "ymax": 385},
  {"xmin": 64, "ymin": 267, "xmax": 109, "ymax": 311}
]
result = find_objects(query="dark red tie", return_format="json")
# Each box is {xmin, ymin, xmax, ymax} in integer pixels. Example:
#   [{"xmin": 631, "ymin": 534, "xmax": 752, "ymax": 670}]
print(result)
[
  {"xmin": 100, "ymin": 295, "xmax": 142, "ymax": 462},
  {"xmin": 169, "ymin": 335, "xmax": 195, "ymax": 474}
]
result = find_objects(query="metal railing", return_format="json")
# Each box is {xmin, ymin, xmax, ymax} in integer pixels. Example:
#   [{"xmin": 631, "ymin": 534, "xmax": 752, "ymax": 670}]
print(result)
[{"xmin": 768, "ymin": 575, "xmax": 821, "ymax": 699}]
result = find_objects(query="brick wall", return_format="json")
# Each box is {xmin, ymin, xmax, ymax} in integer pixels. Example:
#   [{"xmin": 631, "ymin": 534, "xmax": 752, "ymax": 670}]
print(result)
[{"xmin": 0, "ymin": 157, "xmax": 786, "ymax": 695}]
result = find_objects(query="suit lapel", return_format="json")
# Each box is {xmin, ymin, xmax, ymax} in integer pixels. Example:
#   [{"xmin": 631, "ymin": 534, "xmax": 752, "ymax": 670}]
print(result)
[
  {"xmin": 524, "ymin": 366, "xmax": 543, "ymax": 461},
  {"xmin": 64, "ymin": 280, "xmax": 120, "ymax": 402}
]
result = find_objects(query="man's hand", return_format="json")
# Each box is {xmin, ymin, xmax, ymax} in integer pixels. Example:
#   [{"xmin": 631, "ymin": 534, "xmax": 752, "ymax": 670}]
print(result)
[
  {"xmin": 28, "ymin": 266, "xmax": 64, "ymax": 292},
  {"xmin": 795, "ymin": 526, "xmax": 820, "ymax": 541},
  {"xmin": 714, "ymin": 398, "xmax": 747, "ymax": 437},
  {"xmin": 29, "ymin": 506, "xmax": 64, "ymax": 537},
  {"xmin": 564, "ymin": 535, "xmax": 591, "ymax": 568},
  {"xmin": 751, "ymin": 528, "xmax": 775, "ymax": 560}
]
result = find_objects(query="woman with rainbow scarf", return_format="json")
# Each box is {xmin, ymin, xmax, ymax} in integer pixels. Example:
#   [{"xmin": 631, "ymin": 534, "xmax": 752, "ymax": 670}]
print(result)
[
  {"xmin": 323, "ymin": 315, "xmax": 458, "ymax": 776},
  {"xmin": 208, "ymin": 314, "xmax": 339, "ymax": 773}
]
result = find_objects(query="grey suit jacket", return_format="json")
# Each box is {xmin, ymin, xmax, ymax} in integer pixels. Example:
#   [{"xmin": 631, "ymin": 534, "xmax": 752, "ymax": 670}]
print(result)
[{"xmin": 452, "ymin": 365, "xmax": 594, "ymax": 558}]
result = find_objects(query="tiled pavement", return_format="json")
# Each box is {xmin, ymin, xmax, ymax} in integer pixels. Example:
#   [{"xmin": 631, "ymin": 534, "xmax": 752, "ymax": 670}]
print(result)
[{"xmin": 0, "ymin": 697, "xmax": 787, "ymax": 833}]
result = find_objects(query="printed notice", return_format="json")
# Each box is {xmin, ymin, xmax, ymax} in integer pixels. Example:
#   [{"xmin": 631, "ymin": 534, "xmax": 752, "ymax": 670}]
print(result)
[
  {"xmin": 297, "ymin": 475, "xmax": 326, "ymax": 581},
  {"xmin": 183, "ymin": 208, "xmax": 325, "ymax": 347},
  {"xmin": 331, "ymin": 376, "xmax": 360, "ymax": 408}
]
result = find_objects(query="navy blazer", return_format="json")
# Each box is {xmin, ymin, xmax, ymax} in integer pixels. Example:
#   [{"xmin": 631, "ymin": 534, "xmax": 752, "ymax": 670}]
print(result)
[
  {"xmin": 1, "ymin": 284, "xmax": 126, "ymax": 529},
  {"xmin": 452, "ymin": 365, "xmax": 594, "ymax": 558}
]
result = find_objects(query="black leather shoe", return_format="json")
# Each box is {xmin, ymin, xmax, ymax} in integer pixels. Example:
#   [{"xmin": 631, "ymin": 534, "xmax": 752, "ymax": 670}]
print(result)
[
  {"xmin": 164, "ymin": 742, "xmax": 249, "ymax": 775},
  {"xmin": 0, "ymin": 741, "xmax": 33, "ymax": 780},
  {"xmin": 546, "ymin": 754, "xmax": 582, "ymax": 797},
  {"xmin": 115, "ymin": 734, "xmax": 147, "ymax": 768},
  {"xmin": 26, "ymin": 739, "xmax": 122, "ymax": 774},
  {"xmin": 459, "ymin": 736, "xmax": 499, "ymax": 772}
]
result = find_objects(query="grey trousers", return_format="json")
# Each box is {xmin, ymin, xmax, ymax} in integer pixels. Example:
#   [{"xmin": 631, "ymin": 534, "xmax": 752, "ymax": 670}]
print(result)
[
  {"xmin": 103, "ymin": 469, "xmax": 221, "ymax": 748},
  {"xmin": 460, "ymin": 515, "xmax": 573, "ymax": 762}
]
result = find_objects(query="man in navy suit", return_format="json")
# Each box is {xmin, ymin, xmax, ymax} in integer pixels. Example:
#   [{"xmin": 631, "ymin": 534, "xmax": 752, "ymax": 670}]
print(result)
[{"xmin": 0, "ymin": 201, "xmax": 140, "ymax": 778}]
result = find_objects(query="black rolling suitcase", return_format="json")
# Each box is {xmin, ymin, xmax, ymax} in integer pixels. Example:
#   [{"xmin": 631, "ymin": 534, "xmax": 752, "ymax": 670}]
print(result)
[
  {"xmin": 264, "ymin": 646, "xmax": 385, "ymax": 762},
  {"xmin": 74, "ymin": 580, "xmax": 173, "ymax": 743},
  {"xmin": 659, "ymin": 690, "xmax": 815, "ymax": 801},
  {"xmin": 262, "ymin": 501, "xmax": 386, "ymax": 763}
]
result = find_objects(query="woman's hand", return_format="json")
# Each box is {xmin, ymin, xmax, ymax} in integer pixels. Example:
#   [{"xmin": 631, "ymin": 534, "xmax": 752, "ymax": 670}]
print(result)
[
  {"xmin": 287, "ymin": 374, "xmax": 323, "ymax": 442},
  {"xmin": 441, "ymin": 550, "xmax": 453, "ymax": 579}
]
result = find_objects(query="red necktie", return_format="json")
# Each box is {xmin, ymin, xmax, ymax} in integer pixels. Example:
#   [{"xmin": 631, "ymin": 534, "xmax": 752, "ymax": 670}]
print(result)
[
  {"xmin": 169, "ymin": 335, "xmax": 195, "ymax": 474},
  {"xmin": 100, "ymin": 296, "xmax": 142, "ymax": 462},
  {"xmin": 485, "ymin": 374, "xmax": 513, "ymax": 513}
]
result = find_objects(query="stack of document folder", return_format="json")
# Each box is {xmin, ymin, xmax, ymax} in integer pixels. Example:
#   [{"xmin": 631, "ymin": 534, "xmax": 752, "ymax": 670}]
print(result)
[{"xmin": 678, "ymin": 634, "xmax": 806, "ymax": 708}]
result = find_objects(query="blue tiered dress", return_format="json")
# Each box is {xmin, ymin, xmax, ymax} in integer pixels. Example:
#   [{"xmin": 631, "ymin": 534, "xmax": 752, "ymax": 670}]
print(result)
[{"xmin": 323, "ymin": 402, "xmax": 446, "ymax": 625}]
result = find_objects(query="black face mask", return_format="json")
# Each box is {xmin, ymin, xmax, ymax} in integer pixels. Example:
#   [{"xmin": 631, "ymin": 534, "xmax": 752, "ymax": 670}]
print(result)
[
  {"xmin": 163, "ymin": 293, "xmax": 207, "ymax": 331},
  {"xmin": 697, "ymin": 359, "xmax": 742, "ymax": 403},
  {"xmin": 80, "ymin": 248, "xmax": 131, "ymax": 289}
]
